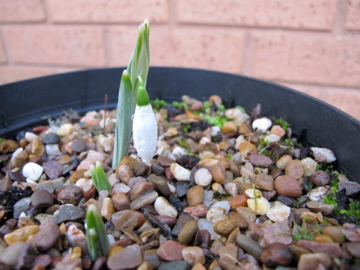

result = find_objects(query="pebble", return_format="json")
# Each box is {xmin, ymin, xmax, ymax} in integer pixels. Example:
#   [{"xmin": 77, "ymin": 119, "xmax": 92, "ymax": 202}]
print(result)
[
  {"xmin": 178, "ymin": 220, "xmax": 198, "ymax": 244},
  {"xmin": 111, "ymin": 210, "xmax": 140, "ymax": 232},
  {"xmin": 213, "ymin": 219, "xmax": 238, "ymax": 236},
  {"xmin": 22, "ymin": 162, "xmax": 44, "ymax": 181},
  {"xmin": 111, "ymin": 192, "xmax": 129, "ymax": 211},
  {"xmin": 301, "ymin": 157, "xmax": 317, "ymax": 176},
  {"xmin": 154, "ymin": 196, "xmax": 178, "ymax": 218},
  {"xmin": 229, "ymin": 195, "xmax": 247, "ymax": 209},
  {"xmin": 43, "ymin": 160, "xmax": 63, "ymax": 179},
  {"xmin": 45, "ymin": 144, "xmax": 63, "ymax": 156},
  {"xmin": 71, "ymin": 139, "xmax": 87, "ymax": 153},
  {"xmin": 107, "ymin": 244, "xmax": 144, "ymax": 270},
  {"xmin": 182, "ymin": 246, "xmax": 205, "ymax": 266},
  {"xmin": 197, "ymin": 218, "xmax": 220, "ymax": 240},
  {"xmin": 249, "ymin": 154, "xmax": 273, "ymax": 167},
  {"xmin": 31, "ymin": 137, "xmax": 45, "ymax": 157},
  {"xmin": 157, "ymin": 240, "xmax": 185, "ymax": 261},
  {"xmin": 342, "ymin": 223, "xmax": 360, "ymax": 242},
  {"xmin": 211, "ymin": 201, "xmax": 231, "ymax": 214},
  {"xmin": 54, "ymin": 205, "xmax": 85, "ymax": 224},
  {"xmin": 183, "ymin": 204, "xmax": 207, "ymax": 219},
  {"xmin": 266, "ymin": 201, "xmax": 291, "ymax": 222},
  {"xmin": 285, "ymin": 159, "xmax": 304, "ymax": 179},
  {"xmin": 56, "ymin": 123, "xmax": 74, "ymax": 137},
  {"xmin": 0, "ymin": 139, "xmax": 19, "ymax": 153},
  {"xmin": 310, "ymin": 170, "xmax": 330, "ymax": 186},
  {"xmin": 130, "ymin": 191, "xmax": 159, "ymax": 210},
  {"xmin": 176, "ymin": 181, "xmax": 190, "ymax": 198},
  {"xmin": 0, "ymin": 242, "xmax": 36, "ymax": 269},
  {"xmin": 101, "ymin": 197, "xmax": 115, "ymax": 220},
  {"xmin": 275, "ymin": 175, "xmax": 302, "ymax": 198},
  {"xmin": 43, "ymin": 132, "xmax": 60, "ymax": 144},
  {"xmin": 276, "ymin": 155, "xmax": 292, "ymax": 170},
  {"xmin": 308, "ymin": 186, "xmax": 330, "ymax": 202},
  {"xmin": 297, "ymin": 252, "xmax": 332, "ymax": 270},
  {"xmin": 187, "ymin": 185, "xmax": 204, "ymax": 206},
  {"xmin": 171, "ymin": 163, "xmax": 191, "ymax": 181},
  {"xmin": 345, "ymin": 242, "xmax": 360, "ymax": 258},
  {"xmin": 306, "ymin": 201, "xmax": 334, "ymax": 215},
  {"xmin": 112, "ymin": 182, "xmax": 130, "ymax": 194},
  {"xmin": 311, "ymin": 147, "xmax": 336, "ymax": 163},
  {"xmin": 131, "ymin": 180, "xmax": 155, "ymax": 200},
  {"xmin": 297, "ymin": 239, "xmax": 342, "ymax": 257},
  {"xmin": 252, "ymin": 117, "xmax": 272, "ymax": 132},
  {"xmin": 157, "ymin": 261, "xmax": 190, "ymax": 270},
  {"xmin": 4, "ymin": 225, "xmax": 39, "ymax": 245},
  {"xmin": 194, "ymin": 168, "xmax": 212, "ymax": 186},
  {"xmin": 254, "ymin": 174, "xmax": 274, "ymax": 191},
  {"xmin": 67, "ymin": 224, "xmax": 88, "ymax": 253},
  {"xmin": 262, "ymin": 221, "xmax": 293, "ymax": 247},
  {"xmin": 247, "ymin": 197, "xmax": 271, "ymax": 215},
  {"xmin": 261, "ymin": 242, "xmax": 294, "ymax": 267},
  {"xmin": 339, "ymin": 180, "xmax": 360, "ymax": 196},
  {"xmin": 172, "ymin": 212, "xmax": 194, "ymax": 237},
  {"xmin": 10, "ymin": 147, "xmax": 28, "ymax": 168},
  {"xmin": 57, "ymin": 184, "xmax": 83, "ymax": 205},
  {"xmin": 236, "ymin": 207, "xmax": 255, "ymax": 228},
  {"xmin": 148, "ymin": 174, "xmax": 172, "ymax": 197},
  {"xmin": 34, "ymin": 221, "xmax": 60, "ymax": 251},
  {"xmin": 31, "ymin": 190, "xmax": 54, "ymax": 209},
  {"xmin": 323, "ymin": 226, "xmax": 345, "ymax": 243},
  {"xmin": 270, "ymin": 125, "xmax": 286, "ymax": 137},
  {"xmin": 13, "ymin": 197, "xmax": 31, "ymax": 218}
]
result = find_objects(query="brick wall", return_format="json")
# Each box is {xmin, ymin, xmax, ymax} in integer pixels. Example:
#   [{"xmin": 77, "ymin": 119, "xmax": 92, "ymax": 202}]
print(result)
[{"xmin": 0, "ymin": 0, "xmax": 359, "ymax": 119}]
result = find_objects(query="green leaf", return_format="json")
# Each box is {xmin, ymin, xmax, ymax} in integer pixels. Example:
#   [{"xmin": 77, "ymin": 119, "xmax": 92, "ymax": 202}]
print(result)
[
  {"xmin": 112, "ymin": 70, "xmax": 134, "ymax": 169},
  {"xmin": 86, "ymin": 204, "xmax": 110, "ymax": 261},
  {"xmin": 90, "ymin": 161, "xmax": 111, "ymax": 192}
]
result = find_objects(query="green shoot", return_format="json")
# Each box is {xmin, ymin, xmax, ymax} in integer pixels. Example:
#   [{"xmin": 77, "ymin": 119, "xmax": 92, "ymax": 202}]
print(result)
[
  {"xmin": 86, "ymin": 204, "xmax": 110, "ymax": 261},
  {"xmin": 90, "ymin": 161, "xmax": 111, "ymax": 192},
  {"xmin": 271, "ymin": 117, "xmax": 291, "ymax": 130},
  {"xmin": 112, "ymin": 19, "xmax": 150, "ymax": 169}
]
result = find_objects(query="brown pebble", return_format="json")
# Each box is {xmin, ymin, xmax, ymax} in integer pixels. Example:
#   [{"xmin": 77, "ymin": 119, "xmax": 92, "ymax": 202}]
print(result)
[
  {"xmin": 275, "ymin": 175, "xmax": 302, "ymax": 198},
  {"xmin": 261, "ymin": 242, "xmax": 294, "ymax": 267},
  {"xmin": 31, "ymin": 190, "xmax": 54, "ymax": 209},
  {"xmin": 249, "ymin": 154, "xmax": 273, "ymax": 167},
  {"xmin": 285, "ymin": 159, "xmax": 304, "ymax": 179},
  {"xmin": 107, "ymin": 244, "xmax": 144, "ymax": 270},
  {"xmin": 71, "ymin": 139, "xmax": 87, "ymax": 153},
  {"xmin": 157, "ymin": 240, "xmax": 185, "ymax": 261},
  {"xmin": 178, "ymin": 220, "xmax": 198, "ymax": 244},
  {"xmin": 57, "ymin": 185, "xmax": 83, "ymax": 205},
  {"xmin": 310, "ymin": 170, "xmax": 330, "ymax": 186},
  {"xmin": 112, "ymin": 192, "xmax": 130, "ymax": 211},
  {"xmin": 187, "ymin": 185, "xmax": 204, "ymax": 206}
]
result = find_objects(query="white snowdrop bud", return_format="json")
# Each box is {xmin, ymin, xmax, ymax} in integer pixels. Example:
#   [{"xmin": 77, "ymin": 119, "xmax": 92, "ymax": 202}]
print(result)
[{"xmin": 132, "ymin": 81, "xmax": 158, "ymax": 166}]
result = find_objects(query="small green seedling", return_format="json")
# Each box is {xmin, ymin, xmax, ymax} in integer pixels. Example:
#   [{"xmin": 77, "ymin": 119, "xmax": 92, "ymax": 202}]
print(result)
[{"xmin": 90, "ymin": 161, "xmax": 111, "ymax": 192}]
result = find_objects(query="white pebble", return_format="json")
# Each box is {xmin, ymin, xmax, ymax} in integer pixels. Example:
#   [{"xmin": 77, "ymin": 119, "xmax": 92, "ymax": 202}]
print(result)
[
  {"xmin": 25, "ymin": 132, "xmax": 40, "ymax": 142},
  {"xmin": 45, "ymin": 144, "xmax": 62, "ymax": 156},
  {"xmin": 308, "ymin": 186, "xmax": 331, "ymax": 202},
  {"xmin": 172, "ymin": 146, "xmax": 187, "ymax": 157},
  {"xmin": 22, "ymin": 162, "xmax": 43, "ymax": 181},
  {"xmin": 264, "ymin": 134, "xmax": 281, "ymax": 143},
  {"xmin": 199, "ymin": 137, "xmax": 211, "ymax": 145},
  {"xmin": 170, "ymin": 163, "xmax": 191, "ymax": 181},
  {"xmin": 244, "ymin": 188, "xmax": 263, "ymax": 199},
  {"xmin": 212, "ymin": 183, "xmax": 226, "ymax": 194},
  {"xmin": 247, "ymin": 197, "xmax": 271, "ymax": 215},
  {"xmin": 225, "ymin": 108, "xmax": 242, "ymax": 119},
  {"xmin": 206, "ymin": 207, "xmax": 225, "ymax": 222},
  {"xmin": 210, "ymin": 126, "xmax": 221, "ymax": 136},
  {"xmin": 154, "ymin": 196, "xmax": 177, "ymax": 218},
  {"xmin": 194, "ymin": 168, "xmax": 212, "ymax": 186},
  {"xmin": 276, "ymin": 155, "xmax": 293, "ymax": 170},
  {"xmin": 168, "ymin": 183, "xmax": 176, "ymax": 193},
  {"xmin": 266, "ymin": 201, "xmax": 291, "ymax": 222},
  {"xmin": 311, "ymin": 147, "xmax": 336, "ymax": 163},
  {"xmin": 224, "ymin": 182, "xmax": 238, "ymax": 197},
  {"xmin": 210, "ymin": 201, "xmax": 231, "ymax": 214},
  {"xmin": 112, "ymin": 183, "xmax": 130, "ymax": 194},
  {"xmin": 252, "ymin": 117, "xmax": 272, "ymax": 132}
]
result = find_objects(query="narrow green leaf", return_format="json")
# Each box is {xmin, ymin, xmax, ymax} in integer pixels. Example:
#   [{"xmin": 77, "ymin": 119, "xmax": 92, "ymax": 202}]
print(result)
[
  {"xmin": 86, "ymin": 204, "xmax": 110, "ymax": 261},
  {"xmin": 90, "ymin": 161, "xmax": 111, "ymax": 191},
  {"xmin": 112, "ymin": 70, "xmax": 134, "ymax": 168}
]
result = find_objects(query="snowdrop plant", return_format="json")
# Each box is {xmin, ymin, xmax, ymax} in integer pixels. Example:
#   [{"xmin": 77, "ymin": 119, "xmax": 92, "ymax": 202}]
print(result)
[
  {"xmin": 86, "ymin": 204, "xmax": 110, "ymax": 261},
  {"xmin": 112, "ymin": 19, "xmax": 150, "ymax": 168},
  {"xmin": 90, "ymin": 161, "xmax": 111, "ymax": 192}
]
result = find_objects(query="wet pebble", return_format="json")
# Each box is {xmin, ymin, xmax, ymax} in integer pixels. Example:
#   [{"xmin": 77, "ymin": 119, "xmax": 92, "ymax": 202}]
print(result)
[
  {"xmin": 57, "ymin": 184, "xmax": 83, "ymax": 205},
  {"xmin": 31, "ymin": 190, "xmax": 54, "ymax": 208},
  {"xmin": 107, "ymin": 244, "xmax": 144, "ymax": 270},
  {"xmin": 157, "ymin": 240, "xmax": 185, "ymax": 261},
  {"xmin": 34, "ymin": 221, "xmax": 60, "ymax": 251},
  {"xmin": 43, "ymin": 160, "xmax": 63, "ymax": 179},
  {"xmin": 275, "ymin": 175, "xmax": 302, "ymax": 198},
  {"xmin": 182, "ymin": 246, "xmax": 205, "ymax": 266}
]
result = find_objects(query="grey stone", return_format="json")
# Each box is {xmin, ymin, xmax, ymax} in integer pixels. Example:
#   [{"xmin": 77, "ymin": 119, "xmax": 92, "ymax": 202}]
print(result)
[{"xmin": 54, "ymin": 205, "xmax": 85, "ymax": 224}]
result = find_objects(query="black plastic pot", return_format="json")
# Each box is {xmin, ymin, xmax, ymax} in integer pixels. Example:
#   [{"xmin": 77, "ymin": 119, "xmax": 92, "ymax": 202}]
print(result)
[{"xmin": 1, "ymin": 67, "xmax": 359, "ymax": 183}]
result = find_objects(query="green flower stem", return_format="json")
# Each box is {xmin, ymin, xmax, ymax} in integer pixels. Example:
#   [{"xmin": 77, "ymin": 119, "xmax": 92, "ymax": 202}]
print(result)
[
  {"xmin": 90, "ymin": 161, "xmax": 111, "ymax": 192},
  {"xmin": 86, "ymin": 204, "xmax": 110, "ymax": 261},
  {"xmin": 112, "ymin": 19, "xmax": 150, "ymax": 169}
]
